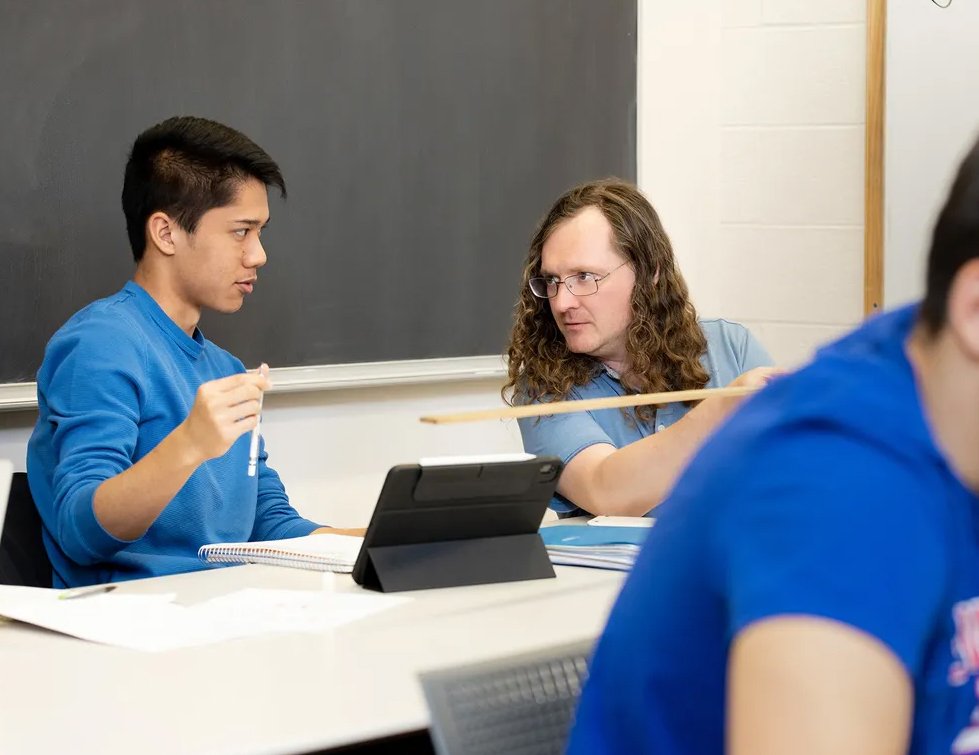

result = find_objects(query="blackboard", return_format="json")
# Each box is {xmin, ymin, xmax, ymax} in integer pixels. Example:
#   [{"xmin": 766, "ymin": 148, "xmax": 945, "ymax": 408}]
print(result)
[{"xmin": 0, "ymin": 0, "xmax": 636, "ymax": 384}]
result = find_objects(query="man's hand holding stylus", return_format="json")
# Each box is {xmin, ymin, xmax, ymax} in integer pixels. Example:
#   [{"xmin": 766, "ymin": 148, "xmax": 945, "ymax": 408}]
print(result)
[{"xmin": 180, "ymin": 370, "xmax": 270, "ymax": 464}]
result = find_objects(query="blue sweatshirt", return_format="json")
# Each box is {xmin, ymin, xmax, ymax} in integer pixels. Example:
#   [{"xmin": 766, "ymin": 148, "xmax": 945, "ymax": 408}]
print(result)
[{"xmin": 28, "ymin": 281, "xmax": 318, "ymax": 587}]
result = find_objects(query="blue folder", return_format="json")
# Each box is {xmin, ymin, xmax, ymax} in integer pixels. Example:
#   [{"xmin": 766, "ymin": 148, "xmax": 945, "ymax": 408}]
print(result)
[{"xmin": 539, "ymin": 525, "xmax": 650, "ymax": 548}]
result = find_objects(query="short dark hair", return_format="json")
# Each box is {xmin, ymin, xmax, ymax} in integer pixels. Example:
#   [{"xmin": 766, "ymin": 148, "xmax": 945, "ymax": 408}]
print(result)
[
  {"xmin": 121, "ymin": 116, "xmax": 286, "ymax": 262},
  {"xmin": 921, "ymin": 134, "xmax": 979, "ymax": 333}
]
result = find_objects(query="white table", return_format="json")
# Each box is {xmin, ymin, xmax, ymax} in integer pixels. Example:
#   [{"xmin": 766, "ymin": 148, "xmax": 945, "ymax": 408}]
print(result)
[{"xmin": 0, "ymin": 563, "xmax": 624, "ymax": 754}]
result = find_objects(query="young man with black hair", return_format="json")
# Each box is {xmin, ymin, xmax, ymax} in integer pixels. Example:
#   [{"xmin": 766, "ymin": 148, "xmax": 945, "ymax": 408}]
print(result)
[
  {"xmin": 568, "ymin": 135, "xmax": 979, "ymax": 754},
  {"xmin": 28, "ymin": 116, "xmax": 357, "ymax": 588}
]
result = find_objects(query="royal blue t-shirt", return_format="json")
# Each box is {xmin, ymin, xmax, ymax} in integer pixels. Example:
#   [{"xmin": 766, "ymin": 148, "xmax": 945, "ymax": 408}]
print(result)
[{"xmin": 569, "ymin": 305, "xmax": 979, "ymax": 755}]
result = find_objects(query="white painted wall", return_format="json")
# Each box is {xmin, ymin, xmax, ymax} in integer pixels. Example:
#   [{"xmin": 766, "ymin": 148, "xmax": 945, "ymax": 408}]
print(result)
[
  {"xmin": 0, "ymin": 2, "xmax": 868, "ymax": 525},
  {"xmin": 884, "ymin": 0, "xmax": 979, "ymax": 308},
  {"xmin": 639, "ymin": 0, "xmax": 865, "ymax": 367}
]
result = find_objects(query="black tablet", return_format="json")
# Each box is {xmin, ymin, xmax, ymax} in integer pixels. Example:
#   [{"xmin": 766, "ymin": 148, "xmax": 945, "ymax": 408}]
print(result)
[{"xmin": 352, "ymin": 455, "xmax": 563, "ymax": 592}]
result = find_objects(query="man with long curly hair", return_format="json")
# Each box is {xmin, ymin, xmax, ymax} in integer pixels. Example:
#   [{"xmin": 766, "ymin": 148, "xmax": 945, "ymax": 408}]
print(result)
[{"xmin": 504, "ymin": 179, "xmax": 778, "ymax": 518}]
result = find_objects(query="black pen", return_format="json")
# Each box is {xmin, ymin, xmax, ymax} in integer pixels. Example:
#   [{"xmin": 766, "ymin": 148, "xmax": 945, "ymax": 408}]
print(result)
[{"xmin": 58, "ymin": 585, "xmax": 117, "ymax": 600}]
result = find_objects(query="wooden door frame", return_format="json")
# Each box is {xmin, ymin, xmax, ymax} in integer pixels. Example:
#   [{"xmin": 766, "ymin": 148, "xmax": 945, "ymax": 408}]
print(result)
[{"xmin": 865, "ymin": 0, "xmax": 886, "ymax": 314}]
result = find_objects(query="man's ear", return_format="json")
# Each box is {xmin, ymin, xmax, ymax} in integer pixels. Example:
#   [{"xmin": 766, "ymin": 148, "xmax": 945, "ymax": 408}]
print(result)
[
  {"xmin": 146, "ymin": 212, "xmax": 178, "ymax": 258},
  {"xmin": 946, "ymin": 257, "xmax": 979, "ymax": 360}
]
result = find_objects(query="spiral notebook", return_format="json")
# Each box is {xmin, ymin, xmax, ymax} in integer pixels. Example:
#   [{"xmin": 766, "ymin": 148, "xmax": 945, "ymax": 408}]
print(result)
[{"xmin": 198, "ymin": 533, "xmax": 364, "ymax": 574}]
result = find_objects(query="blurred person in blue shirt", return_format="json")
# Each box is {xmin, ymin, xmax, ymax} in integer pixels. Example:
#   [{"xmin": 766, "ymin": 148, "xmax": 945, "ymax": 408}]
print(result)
[{"xmin": 569, "ymin": 137, "xmax": 979, "ymax": 755}]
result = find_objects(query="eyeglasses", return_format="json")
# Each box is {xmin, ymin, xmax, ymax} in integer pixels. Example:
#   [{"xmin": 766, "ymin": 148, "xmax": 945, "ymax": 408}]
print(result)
[{"xmin": 528, "ymin": 261, "xmax": 629, "ymax": 299}]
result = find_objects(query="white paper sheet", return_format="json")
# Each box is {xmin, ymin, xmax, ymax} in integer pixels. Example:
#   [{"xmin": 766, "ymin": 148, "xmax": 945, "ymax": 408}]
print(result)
[
  {"xmin": 188, "ymin": 589, "xmax": 410, "ymax": 637},
  {"xmin": 587, "ymin": 515, "xmax": 656, "ymax": 528},
  {"xmin": 0, "ymin": 585, "xmax": 409, "ymax": 652}
]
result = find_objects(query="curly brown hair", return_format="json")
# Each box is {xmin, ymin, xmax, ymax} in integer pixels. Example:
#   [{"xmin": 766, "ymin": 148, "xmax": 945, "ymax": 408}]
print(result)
[{"xmin": 503, "ymin": 178, "xmax": 708, "ymax": 421}]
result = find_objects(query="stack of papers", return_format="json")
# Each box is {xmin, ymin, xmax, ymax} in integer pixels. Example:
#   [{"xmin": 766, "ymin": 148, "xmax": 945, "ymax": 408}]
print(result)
[{"xmin": 539, "ymin": 525, "xmax": 651, "ymax": 571}]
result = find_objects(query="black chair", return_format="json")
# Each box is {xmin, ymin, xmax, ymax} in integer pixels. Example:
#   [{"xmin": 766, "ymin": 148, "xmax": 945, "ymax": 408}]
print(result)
[
  {"xmin": 419, "ymin": 639, "xmax": 593, "ymax": 755},
  {"xmin": 0, "ymin": 472, "xmax": 52, "ymax": 587}
]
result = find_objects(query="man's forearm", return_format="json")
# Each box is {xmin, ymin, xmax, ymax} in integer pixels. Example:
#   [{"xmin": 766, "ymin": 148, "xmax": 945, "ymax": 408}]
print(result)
[
  {"xmin": 584, "ymin": 395, "xmax": 742, "ymax": 515},
  {"xmin": 92, "ymin": 423, "xmax": 205, "ymax": 540}
]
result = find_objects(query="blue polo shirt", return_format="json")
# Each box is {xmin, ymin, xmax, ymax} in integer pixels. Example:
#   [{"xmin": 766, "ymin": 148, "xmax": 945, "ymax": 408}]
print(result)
[
  {"xmin": 517, "ymin": 319, "xmax": 772, "ymax": 516},
  {"xmin": 568, "ymin": 305, "xmax": 979, "ymax": 755}
]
